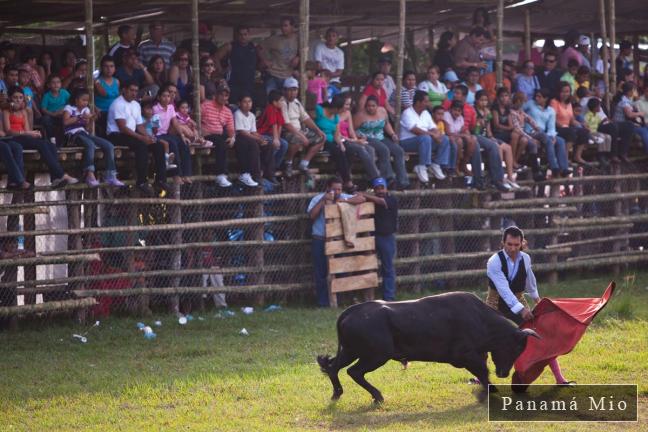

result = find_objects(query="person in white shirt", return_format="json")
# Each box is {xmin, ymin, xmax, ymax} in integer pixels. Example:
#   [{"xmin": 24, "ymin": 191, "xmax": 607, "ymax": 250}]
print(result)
[
  {"xmin": 486, "ymin": 226, "xmax": 573, "ymax": 385},
  {"xmin": 107, "ymin": 81, "xmax": 167, "ymax": 195},
  {"xmin": 378, "ymin": 57, "xmax": 396, "ymax": 101},
  {"xmin": 399, "ymin": 90, "xmax": 450, "ymax": 183},
  {"xmin": 312, "ymin": 28, "xmax": 344, "ymax": 84}
]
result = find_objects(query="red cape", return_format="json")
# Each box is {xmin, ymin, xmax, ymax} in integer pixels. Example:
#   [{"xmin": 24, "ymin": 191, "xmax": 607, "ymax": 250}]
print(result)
[{"xmin": 513, "ymin": 282, "xmax": 615, "ymax": 384}]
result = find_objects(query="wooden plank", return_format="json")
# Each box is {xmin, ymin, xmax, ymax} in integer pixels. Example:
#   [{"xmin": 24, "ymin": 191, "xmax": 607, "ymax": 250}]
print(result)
[
  {"xmin": 326, "ymin": 236, "xmax": 375, "ymax": 255},
  {"xmin": 328, "ymin": 254, "xmax": 378, "ymax": 275},
  {"xmin": 325, "ymin": 218, "xmax": 375, "ymax": 238},
  {"xmin": 331, "ymin": 272, "xmax": 378, "ymax": 293},
  {"xmin": 324, "ymin": 202, "xmax": 375, "ymax": 219}
]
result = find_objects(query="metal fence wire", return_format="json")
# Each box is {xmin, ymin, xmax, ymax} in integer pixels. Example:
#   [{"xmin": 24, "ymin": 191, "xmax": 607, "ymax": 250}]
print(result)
[{"xmin": 2, "ymin": 157, "xmax": 648, "ymax": 322}]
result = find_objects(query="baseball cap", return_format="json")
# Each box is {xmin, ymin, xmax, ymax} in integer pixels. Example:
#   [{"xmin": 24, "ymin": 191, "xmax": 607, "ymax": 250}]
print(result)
[
  {"xmin": 378, "ymin": 55, "xmax": 392, "ymax": 64},
  {"xmin": 283, "ymin": 77, "xmax": 299, "ymax": 89},
  {"xmin": 216, "ymin": 82, "xmax": 230, "ymax": 94},
  {"xmin": 443, "ymin": 70, "xmax": 460, "ymax": 83},
  {"xmin": 372, "ymin": 177, "xmax": 387, "ymax": 188},
  {"xmin": 578, "ymin": 35, "xmax": 590, "ymax": 46}
]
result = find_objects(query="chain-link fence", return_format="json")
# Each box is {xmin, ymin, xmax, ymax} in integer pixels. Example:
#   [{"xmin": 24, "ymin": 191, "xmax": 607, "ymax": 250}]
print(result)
[{"xmin": 2, "ymin": 155, "xmax": 648, "ymax": 324}]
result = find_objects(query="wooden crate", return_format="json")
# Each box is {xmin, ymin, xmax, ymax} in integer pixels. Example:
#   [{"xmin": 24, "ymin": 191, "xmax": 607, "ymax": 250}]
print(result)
[{"xmin": 324, "ymin": 202, "xmax": 378, "ymax": 307}]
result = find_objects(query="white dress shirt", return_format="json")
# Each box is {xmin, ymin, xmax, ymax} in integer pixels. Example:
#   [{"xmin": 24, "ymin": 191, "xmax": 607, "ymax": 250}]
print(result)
[{"xmin": 487, "ymin": 250, "xmax": 540, "ymax": 314}]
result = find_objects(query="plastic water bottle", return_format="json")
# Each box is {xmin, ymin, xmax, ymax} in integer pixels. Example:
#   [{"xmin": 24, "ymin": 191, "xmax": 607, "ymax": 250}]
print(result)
[
  {"xmin": 142, "ymin": 326, "xmax": 156, "ymax": 340},
  {"xmin": 17, "ymin": 223, "xmax": 24, "ymax": 250}
]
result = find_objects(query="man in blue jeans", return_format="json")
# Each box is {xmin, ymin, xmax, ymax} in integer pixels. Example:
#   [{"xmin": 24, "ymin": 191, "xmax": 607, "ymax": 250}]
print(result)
[
  {"xmin": 361, "ymin": 178, "xmax": 398, "ymax": 301},
  {"xmin": 307, "ymin": 177, "xmax": 365, "ymax": 307}
]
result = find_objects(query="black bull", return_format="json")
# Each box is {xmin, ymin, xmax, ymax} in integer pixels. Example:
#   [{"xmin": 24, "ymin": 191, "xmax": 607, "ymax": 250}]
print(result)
[{"xmin": 317, "ymin": 292, "xmax": 540, "ymax": 403}]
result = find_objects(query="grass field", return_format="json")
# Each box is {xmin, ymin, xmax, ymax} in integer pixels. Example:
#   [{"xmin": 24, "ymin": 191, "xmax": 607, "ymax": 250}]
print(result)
[{"xmin": 1, "ymin": 272, "xmax": 647, "ymax": 431}]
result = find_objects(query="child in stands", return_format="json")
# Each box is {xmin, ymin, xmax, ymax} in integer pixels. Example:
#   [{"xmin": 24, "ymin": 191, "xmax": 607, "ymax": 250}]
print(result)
[
  {"xmin": 62, "ymin": 88, "xmax": 124, "ymax": 187},
  {"xmin": 256, "ymin": 90, "xmax": 288, "ymax": 182},
  {"xmin": 443, "ymin": 100, "xmax": 477, "ymax": 176},
  {"xmin": 174, "ymin": 100, "xmax": 212, "ymax": 147},
  {"xmin": 141, "ymin": 100, "xmax": 175, "ymax": 171},
  {"xmin": 40, "ymin": 75, "xmax": 70, "ymax": 144}
]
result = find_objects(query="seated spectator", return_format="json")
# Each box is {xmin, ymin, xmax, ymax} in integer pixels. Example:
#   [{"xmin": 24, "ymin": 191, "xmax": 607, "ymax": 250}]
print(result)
[
  {"xmin": 63, "ymin": 88, "xmax": 124, "ymax": 187},
  {"xmin": 358, "ymin": 72, "xmax": 394, "ymax": 116},
  {"xmin": 168, "ymin": 49, "xmax": 193, "ymax": 102},
  {"xmin": 2, "ymin": 64, "xmax": 19, "ymax": 93},
  {"xmin": 492, "ymin": 88, "xmax": 519, "ymax": 163},
  {"xmin": 38, "ymin": 51, "xmax": 54, "ymax": 81},
  {"xmin": 516, "ymin": 60, "xmax": 541, "ymax": 101},
  {"xmin": 391, "ymin": 70, "xmax": 417, "ymax": 111},
  {"xmin": 40, "ymin": 75, "xmax": 70, "ymax": 143},
  {"xmin": 216, "ymin": 25, "xmax": 260, "ymax": 104},
  {"xmin": 551, "ymin": 82, "xmax": 592, "ymax": 165},
  {"xmin": 147, "ymin": 55, "xmax": 168, "ymax": 90},
  {"xmin": 20, "ymin": 49, "xmax": 45, "ymax": 94},
  {"xmin": 377, "ymin": 56, "xmax": 396, "ymax": 102},
  {"xmin": 201, "ymin": 83, "xmax": 236, "ymax": 187},
  {"xmin": 199, "ymin": 56, "xmax": 219, "ymax": 103},
  {"xmin": 354, "ymin": 95, "xmax": 409, "ymax": 190},
  {"xmin": 453, "ymin": 27, "xmax": 488, "ymax": 78},
  {"xmin": 510, "ymin": 92, "xmax": 541, "ymax": 168},
  {"xmin": 306, "ymin": 61, "xmax": 328, "ymax": 105},
  {"xmin": 62, "ymin": 59, "xmax": 88, "ymax": 90},
  {"xmin": 614, "ymin": 82, "xmax": 648, "ymax": 153},
  {"xmin": 538, "ymin": 52, "xmax": 563, "ymax": 97},
  {"xmin": 95, "ymin": 55, "xmax": 120, "ymax": 134},
  {"xmin": 474, "ymin": 90, "xmax": 521, "ymax": 188},
  {"xmin": 17, "ymin": 65, "xmax": 38, "ymax": 127},
  {"xmin": 314, "ymin": 94, "xmax": 357, "ymax": 192},
  {"xmin": 524, "ymin": 88, "xmax": 570, "ymax": 177},
  {"xmin": 2, "ymin": 87, "xmax": 77, "ymax": 187},
  {"xmin": 0, "ymin": 56, "xmax": 8, "ymax": 98},
  {"xmin": 400, "ymin": 90, "xmax": 450, "ymax": 183},
  {"xmin": 443, "ymin": 70, "xmax": 461, "ymax": 93},
  {"xmin": 443, "ymin": 100, "xmax": 477, "ymax": 177},
  {"xmin": 174, "ymin": 100, "xmax": 211, "ymax": 147},
  {"xmin": 575, "ymin": 66, "xmax": 590, "ymax": 92},
  {"xmin": 584, "ymin": 98, "xmax": 613, "ymax": 166},
  {"xmin": 234, "ymin": 94, "xmax": 267, "ymax": 187},
  {"xmin": 560, "ymin": 59, "xmax": 579, "ymax": 94},
  {"xmin": 279, "ymin": 77, "xmax": 326, "ymax": 177},
  {"xmin": 457, "ymin": 66, "xmax": 482, "ymax": 105},
  {"xmin": 433, "ymin": 31, "xmax": 456, "ymax": 76},
  {"xmin": 338, "ymin": 94, "xmax": 381, "ymax": 182},
  {"xmin": 109, "ymin": 25, "xmax": 136, "ymax": 68},
  {"xmin": 107, "ymin": 80, "xmax": 167, "ymax": 195},
  {"xmin": 58, "ymin": 49, "xmax": 77, "ymax": 80},
  {"xmin": 115, "ymin": 49, "xmax": 154, "ymax": 97},
  {"xmin": 479, "ymin": 60, "xmax": 514, "ymax": 102},
  {"xmin": 260, "ymin": 16, "xmax": 299, "ymax": 94},
  {"xmin": 418, "ymin": 65, "xmax": 448, "ymax": 107},
  {"xmin": 153, "ymin": 84, "xmax": 192, "ymax": 183},
  {"xmin": 0, "ymin": 123, "xmax": 31, "ymax": 190},
  {"xmin": 256, "ymin": 90, "xmax": 288, "ymax": 182},
  {"xmin": 635, "ymin": 80, "xmax": 648, "ymax": 124},
  {"xmin": 138, "ymin": 22, "xmax": 176, "ymax": 68}
]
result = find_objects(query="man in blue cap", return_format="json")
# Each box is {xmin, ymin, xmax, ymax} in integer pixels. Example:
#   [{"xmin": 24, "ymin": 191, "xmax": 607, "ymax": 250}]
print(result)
[{"xmin": 362, "ymin": 177, "xmax": 398, "ymax": 301}]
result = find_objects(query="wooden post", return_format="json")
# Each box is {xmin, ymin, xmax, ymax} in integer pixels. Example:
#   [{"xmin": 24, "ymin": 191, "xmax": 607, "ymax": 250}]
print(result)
[
  {"xmin": 496, "ymin": 0, "xmax": 504, "ymax": 88},
  {"xmin": 632, "ymin": 35, "xmax": 640, "ymax": 77},
  {"xmin": 608, "ymin": 0, "xmax": 616, "ymax": 92},
  {"xmin": 102, "ymin": 23, "xmax": 110, "ymax": 55},
  {"xmin": 405, "ymin": 27, "xmax": 418, "ymax": 73},
  {"xmin": 84, "ymin": 0, "xmax": 95, "ymax": 133},
  {"xmin": 524, "ymin": 9, "xmax": 531, "ymax": 63},
  {"xmin": 427, "ymin": 25, "xmax": 434, "ymax": 66},
  {"xmin": 169, "ymin": 184, "xmax": 182, "ymax": 315},
  {"xmin": 191, "ymin": 0, "xmax": 201, "ymax": 133},
  {"xmin": 345, "ymin": 26, "xmax": 353, "ymax": 74},
  {"xmin": 299, "ymin": 0, "xmax": 310, "ymax": 104},
  {"xmin": 394, "ymin": 0, "xmax": 406, "ymax": 134},
  {"xmin": 598, "ymin": 0, "xmax": 611, "ymax": 112}
]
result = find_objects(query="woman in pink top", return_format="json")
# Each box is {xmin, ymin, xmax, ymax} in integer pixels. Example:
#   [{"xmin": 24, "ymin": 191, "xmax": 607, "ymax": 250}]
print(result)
[
  {"xmin": 338, "ymin": 94, "xmax": 380, "ymax": 181},
  {"xmin": 358, "ymin": 72, "xmax": 395, "ymax": 116},
  {"xmin": 550, "ymin": 81, "xmax": 591, "ymax": 165},
  {"xmin": 153, "ymin": 84, "xmax": 192, "ymax": 183}
]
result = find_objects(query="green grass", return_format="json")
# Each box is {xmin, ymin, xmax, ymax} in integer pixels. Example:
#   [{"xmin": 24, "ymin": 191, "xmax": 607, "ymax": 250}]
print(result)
[{"xmin": 1, "ymin": 272, "xmax": 647, "ymax": 431}]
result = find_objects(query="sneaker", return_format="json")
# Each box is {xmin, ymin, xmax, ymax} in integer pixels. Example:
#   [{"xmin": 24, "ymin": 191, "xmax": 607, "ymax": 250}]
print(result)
[
  {"xmin": 166, "ymin": 153, "xmax": 177, "ymax": 170},
  {"xmin": 298, "ymin": 160, "xmax": 310, "ymax": 173},
  {"xmin": 64, "ymin": 175, "xmax": 79, "ymax": 185},
  {"xmin": 105, "ymin": 177, "xmax": 126, "ymax": 187},
  {"xmin": 506, "ymin": 178, "xmax": 521, "ymax": 190},
  {"xmin": 85, "ymin": 176, "xmax": 100, "ymax": 188},
  {"xmin": 428, "ymin": 163, "xmax": 446, "ymax": 180},
  {"xmin": 51, "ymin": 177, "xmax": 67, "ymax": 189},
  {"xmin": 215, "ymin": 174, "xmax": 232, "ymax": 188},
  {"xmin": 413, "ymin": 165, "xmax": 429, "ymax": 183},
  {"xmin": 239, "ymin": 173, "xmax": 259, "ymax": 187},
  {"xmin": 202, "ymin": 140, "xmax": 213, "ymax": 147},
  {"xmin": 284, "ymin": 161, "xmax": 294, "ymax": 178},
  {"xmin": 494, "ymin": 181, "xmax": 512, "ymax": 193}
]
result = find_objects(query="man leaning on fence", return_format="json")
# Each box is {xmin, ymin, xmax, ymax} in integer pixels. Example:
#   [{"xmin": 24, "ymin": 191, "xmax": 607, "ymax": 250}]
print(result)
[
  {"xmin": 361, "ymin": 177, "xmax": 398, "ymax": 301},
  {"xmin": 308, "ymin": 177, "xmax": 365, "ymax": 307}
]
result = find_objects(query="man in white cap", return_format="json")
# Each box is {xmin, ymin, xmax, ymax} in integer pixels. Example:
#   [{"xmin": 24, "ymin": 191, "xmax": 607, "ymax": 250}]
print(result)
[
  {"xmin": 577, "ymin": 35, "xmax": 591, "ymax": 69},
  {"xmin": 279, "ymin": 77, "xmax": 326, "ymax": 177}
]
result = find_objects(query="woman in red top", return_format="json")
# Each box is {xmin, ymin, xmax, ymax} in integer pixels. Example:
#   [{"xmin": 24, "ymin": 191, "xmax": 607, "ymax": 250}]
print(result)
[
  {"xmin": 2, "ymin": 87, "xmax": 77, "ymax": 187},
  {"xmin": 358, "ymin": 72, "xmax": 395, "ymax": 116},
  {"xmin": 550, "ymin": 81, "xmax": 591, "ymax": 165}
]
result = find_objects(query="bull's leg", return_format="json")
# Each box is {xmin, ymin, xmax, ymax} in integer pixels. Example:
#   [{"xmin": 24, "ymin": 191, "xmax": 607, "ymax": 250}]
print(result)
[
  {"xmin": 464, "ymin": 359, "xmax": 491, "ymax": 403},
  {"xmin": 347, "ymin": 356, "xmax": 389, "ymax": 404},
  {"xmin": 330, "ymin": 348, "xmax": 356, "ymax": 400}
]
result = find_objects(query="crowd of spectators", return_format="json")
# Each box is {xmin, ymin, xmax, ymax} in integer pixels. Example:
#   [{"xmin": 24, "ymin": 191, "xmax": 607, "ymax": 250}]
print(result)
[{"xmin": 1, "ymin": 15, "xmax": 648, "ymax": 196}]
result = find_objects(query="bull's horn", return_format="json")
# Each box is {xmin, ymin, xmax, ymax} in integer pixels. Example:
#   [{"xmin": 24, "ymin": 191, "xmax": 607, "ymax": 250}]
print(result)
[{"xmin": 521, "ymin": 328, "xmax": 542, "ymax": 339}]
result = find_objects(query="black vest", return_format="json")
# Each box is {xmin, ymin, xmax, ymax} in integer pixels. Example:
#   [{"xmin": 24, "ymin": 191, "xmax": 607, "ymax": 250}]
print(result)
[
  {"xmin": 488, "ymin": 251, "xmax": 527, "ymax": 294},
  {"xmin": 228, "ymin": 40, "xmax": 257, "ymax": 86}
]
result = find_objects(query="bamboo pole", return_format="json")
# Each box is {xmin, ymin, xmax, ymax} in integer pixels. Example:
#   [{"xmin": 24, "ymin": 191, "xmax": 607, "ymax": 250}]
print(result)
[
  {"xmin": 427, "ymin": 25, "xmax": 434, "ymax": 66},
  {"xmin": 345, "ymin": 26, "xmax": 353, "ymax": 74},
  {"xmin": 0, "ymin": 298, "xmax": 97, "ymax": 318},
  {"xmin": 632, "ymin": 35, "xmax": 640, "ymax": 76},
  {"xmin": 394, "ymin": 0, "xmax": 406, "ymax": 134},
  {"xmin": 73, "ymin": 284, "xmax": 309, "ymax": 298},
  {"xmin": 545, "ymin": 231, "xmax": 648, "ymax": 249},
  {"xmin": 496, "ymin": 0, "xmax": 504, "ymax": 87},
  {"xmin": 0, "ymin": 254, "xmax": 100, "ymax": 267},
  {"xmin": 191, "ymin": 0, "xmax": 201, "ymax": 133},
  {"xmin": 608, "ymin": 0, "xmax": 616, "ymax": 92},
  {"xmin": 299, "ymin": 0, "xmax": 310, "ymax": 103},
  {"xmin": 84, "ymin": 0, "xmax": 95, "ymax": 133},
  {"xmin": 599, "ymin": 0, "xmax": 611, "ymax": 111},
  {"xmin": 524, "ymin": 9, "xmax": 531, "ymax": 63},
  {"xmin": 484, "ymin": 190, "xmax": 648, "ymax": 208},
  {"xmin": 0, "ymin": 207, "xmax": 48, "ymax": 217}
]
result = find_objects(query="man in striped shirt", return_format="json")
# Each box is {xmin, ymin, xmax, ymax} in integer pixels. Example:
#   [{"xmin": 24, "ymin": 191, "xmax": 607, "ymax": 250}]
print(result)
[
  {"xmin": 201, "ymin": 83, "xmax": 236, "ymax": 187},
  {"xmin": 138, "ymin": 22, "xmax": 176, "ymax": 68}
]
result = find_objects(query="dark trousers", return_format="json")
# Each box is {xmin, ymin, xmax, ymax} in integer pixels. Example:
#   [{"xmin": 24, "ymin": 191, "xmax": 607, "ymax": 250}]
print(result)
[
  {"xmin": 159, "ymin": 133, "xmax": 192, "ymax": 177},
  {"xmin": 108, "ymin": 133, "xmax": 166, "ymax": 185},
  {"xmin": 13, "ymin": 135, "xmax": 64, "ymax": 180},
  {"xmin": 311, "ymin": 237, "xmax": 329, "ymax": 307},
  {"xmin": 376, "ymin": 233, "xmax": 396, "ymax": 301},
  {"xmin": 0, "ymin": 139, "xmax": 25, "ymax": 184},
  {"xmin": 601, "ymin": 121, "xmax": 634, "ymax": 157},
  {"xmin": 324, "ymin": 140, "xmax": 351, "ymax": 183},
  {"xmin": 41, "ymin": 115, "xmax": 62, "ymax": 144},
  {"xmin": 205, "ymin": 133, "xmax": 229, "ymax": 175},
  {"xmin": 235, "ymin": 133, "xmax": 274, "ymax": 180},
  {"xmin": 556, "ymin": 126, "xmax": 589, "ymax": 146}
]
